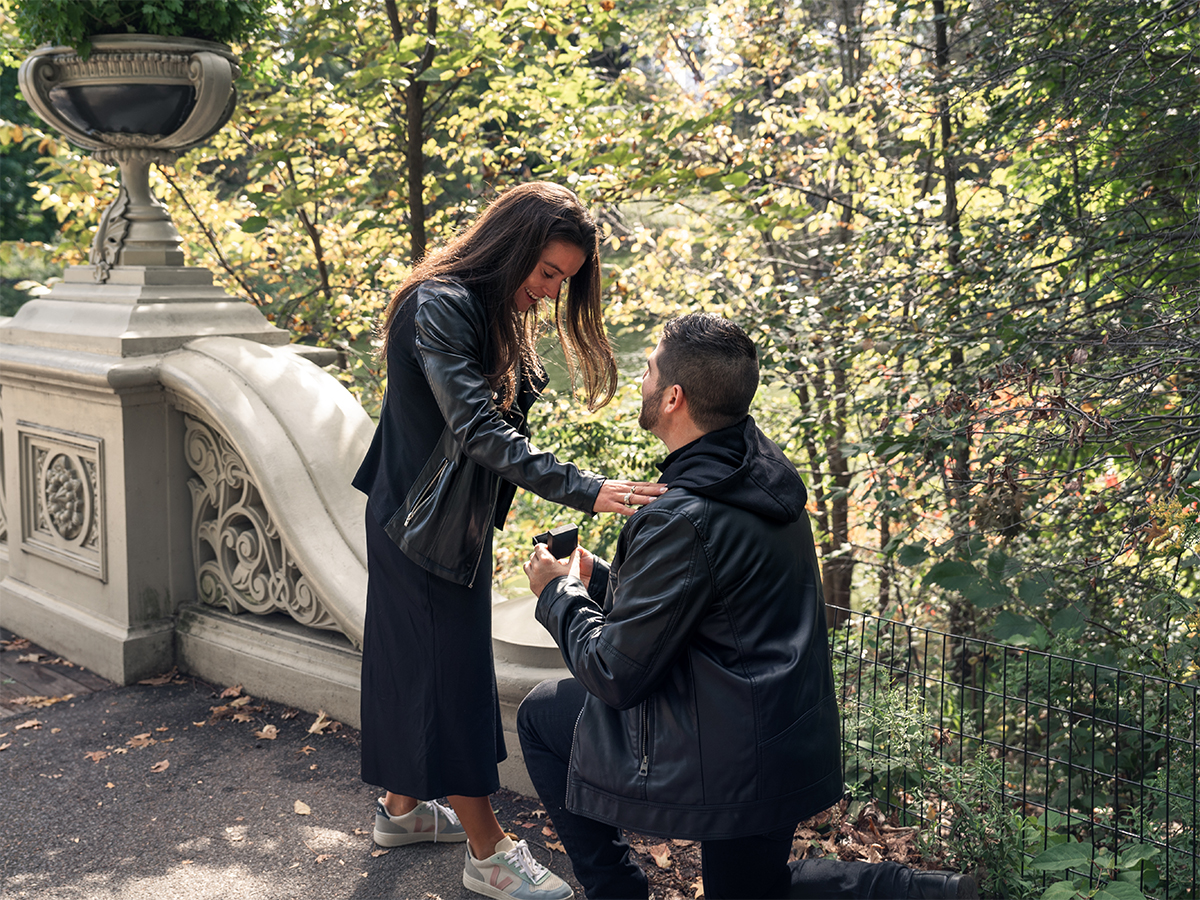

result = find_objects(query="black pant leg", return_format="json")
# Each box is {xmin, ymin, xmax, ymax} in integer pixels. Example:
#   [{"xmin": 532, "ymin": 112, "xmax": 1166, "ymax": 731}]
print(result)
[
  {"xmin": 517, "ymin": 677, "xmax": 650, "ymax": 900},
  {"xmin": 701, "ymin": 826, "xmax": 795, "ymax": 899}
]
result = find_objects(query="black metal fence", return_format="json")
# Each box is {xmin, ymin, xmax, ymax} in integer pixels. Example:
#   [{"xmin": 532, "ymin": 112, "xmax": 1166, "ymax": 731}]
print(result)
[{"xmin": 829, "ymin": 605, "xmax": 1198, "ymax": 898}]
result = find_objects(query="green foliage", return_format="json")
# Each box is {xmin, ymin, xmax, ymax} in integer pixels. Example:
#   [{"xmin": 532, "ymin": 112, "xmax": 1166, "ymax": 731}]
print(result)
[
  {"xmin": 1031, "ymin": 840, "xmax": 1159, "ymax": 900},
  {"xmin": 10, "ymin": 0, "xmax": 278, "ymax": 55}
]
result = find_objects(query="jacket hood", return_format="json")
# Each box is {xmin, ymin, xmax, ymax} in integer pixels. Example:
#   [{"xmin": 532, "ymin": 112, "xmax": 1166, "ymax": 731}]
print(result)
[{"xmin": 657, "ymin": 416, "xmax": 807, "ymax": 523}]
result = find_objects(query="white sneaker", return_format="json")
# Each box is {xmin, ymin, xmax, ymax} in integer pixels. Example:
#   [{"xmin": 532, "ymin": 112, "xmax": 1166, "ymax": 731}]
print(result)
[
  {"xmin": 373, "ymin": 797, "xmax": 467, "ymax": 846},
  {"xmin": 462, "ymin": 836, "xmax": 573, "ymax": 899}
]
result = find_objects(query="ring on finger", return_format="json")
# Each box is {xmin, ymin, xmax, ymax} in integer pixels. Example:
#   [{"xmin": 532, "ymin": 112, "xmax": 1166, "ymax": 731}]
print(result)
[{"xmin": 623, "ymin": 490, "xmax": 634, "ymax": 507}]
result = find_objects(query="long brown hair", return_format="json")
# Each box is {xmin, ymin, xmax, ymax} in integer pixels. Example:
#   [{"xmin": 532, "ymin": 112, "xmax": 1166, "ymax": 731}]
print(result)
[{"xmin": 379, "ymin": 182, "xmax": 617, "ymax": 411}]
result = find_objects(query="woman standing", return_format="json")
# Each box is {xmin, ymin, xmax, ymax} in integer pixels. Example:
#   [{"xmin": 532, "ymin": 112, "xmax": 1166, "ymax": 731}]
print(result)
[{"xmin": 353, "ymin": 182, "xmax": 662, "ymax": 899}]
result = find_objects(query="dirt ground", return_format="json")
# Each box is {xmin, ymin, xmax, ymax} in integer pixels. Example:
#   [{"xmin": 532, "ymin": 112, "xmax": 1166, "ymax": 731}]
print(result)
[{"xmin": 497, "ymin": 788, "xmax": 949, "ymax": 900}]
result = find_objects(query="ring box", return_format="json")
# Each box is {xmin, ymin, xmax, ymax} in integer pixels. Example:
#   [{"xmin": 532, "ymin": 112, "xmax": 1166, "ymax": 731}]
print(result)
[{"xmin": 533, "ymin": 524, "xmax": 579, "ymax": 558}]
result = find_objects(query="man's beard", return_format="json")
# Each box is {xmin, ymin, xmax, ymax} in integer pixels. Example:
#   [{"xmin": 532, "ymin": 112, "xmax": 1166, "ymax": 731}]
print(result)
[{"xmin": 638, "ymin": 384, "xmax": 665, "ymax": 431}]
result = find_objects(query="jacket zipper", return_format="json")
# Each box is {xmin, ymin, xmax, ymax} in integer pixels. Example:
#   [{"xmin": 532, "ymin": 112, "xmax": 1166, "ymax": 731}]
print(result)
[
  {"xmin": 465, "ymin": 476, "xmax": 502, "ymax": 589},
  {"xmin": 638, "ymin": 702, "xmax": 649, "ymax": 777},
  {"xmin": 403, "ymin": 459, "xmax": 449, "ymax": 527}
]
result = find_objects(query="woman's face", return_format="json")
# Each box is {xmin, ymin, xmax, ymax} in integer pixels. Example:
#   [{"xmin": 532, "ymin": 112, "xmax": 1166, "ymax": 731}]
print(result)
[{"xmin": 514, "ymin": 240, "xmax": 587, "ymax": 314}]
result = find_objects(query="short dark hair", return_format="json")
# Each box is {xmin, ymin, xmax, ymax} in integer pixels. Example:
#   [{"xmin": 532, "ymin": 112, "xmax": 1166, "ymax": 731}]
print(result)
[{"xmin": 657, "ymin": 313, "xmax": 758, "ymax": 432}]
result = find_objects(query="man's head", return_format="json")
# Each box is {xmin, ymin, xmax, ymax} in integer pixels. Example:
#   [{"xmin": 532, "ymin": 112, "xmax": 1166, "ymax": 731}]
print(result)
[{"xmin": 639, "ymin": 313, "xmax": 759, "ymax": 441}]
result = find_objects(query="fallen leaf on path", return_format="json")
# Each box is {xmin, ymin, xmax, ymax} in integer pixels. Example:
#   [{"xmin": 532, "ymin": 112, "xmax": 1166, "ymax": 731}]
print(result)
[
  {"xmin": 16, "ymin": 653, "xmax": 43, "ymax": 663},
  {"xmin": 353, "ymin": 828, "xmax": 369, "ymax": 836},
  {"xmin": 315, "ymin": 854, "xmax": 333, "ymax": 863},
  {"xmin": 530, "ymin": 809, "xmax": 547, "ymax": 818},
  {"xmin": 1, "ymin": 637, "xmax": 32, "ymax": 651},
  {"xmin": 219, "ymin": 684, "xmax": 243, "ymax": 698},
  {"xmin": 370, "ymin": 848, "xmax": 389, "ymax": 857},
  {"xmin": 308, "ymin": 711, "xmax": 338, "ymax": 734},
  {"xmin": 209, "ymin": 705, "xmax": 234, "ymax": 720},
  {"xmin": 547, "ymin": 840, "xmax": 566, "ymax": 853},
  {"xmin": 542, "ymin": 826, "xmax": 555, "ymax": 837},
  {"xmin": 14, "ymin": 719, "xmax": 42, "ymax": 730},
  {"xmin": 85, "ymin": 751, "xmax": 109, "ymax": 763},
  {"xmin": 106, "ymin": 782, "xmax": 115, "ymax": 788},
  {"xmin": 294, "ymin": 800, "xmax": 311, "ymax": 815},
  {"xmin": 230, "ymin": 695, "xmax": 252, "ymax": 708},
  {"xmin": 255, "ymin": 725, "xmax": 279, "ymax": 740},
  {"xmin": 137, "ymin": 668, "xmax": 177, "ymax": 686},
  {"xmin": 150, "ymin": 759, "xmax": 169, "ymax": 773},
  {"xmin": 232, "ymin": 713, "xmax": 253, "ymax": 723},
  {"xmin": 127, "ymin": 733, "xmax": 156, "ymax": 749},
  {"xmin": 0, "ymin": 742, "xmax": 11, "ymax": 751},
  {"xmin": 13, "ymin": 694, "xmax": 74, "ymax": 708},
  {"xmin": 45, "ymin": 657, "xmax": 76, "ymax": 667},
  {"xmin": 298, "ymin": 745, "xmax": 317, "ymax": 756},
  {"xmin": 522, "ymin": 822, "xmax": 536, "ymax": 828},
  {"xmin": 648, "ymin": 842, "xmax": 672, "ymax": 868},
  {"xmin": 691, "ymin": 876, "xmax": 706, "ymax": 898},
  {"xmin": 280, "ymin": 708, "xmax": 299, "ymax": 720}
]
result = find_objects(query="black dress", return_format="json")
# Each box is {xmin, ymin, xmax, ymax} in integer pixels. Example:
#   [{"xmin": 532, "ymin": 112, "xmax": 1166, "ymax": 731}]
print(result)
[
  {"xmin": 353, "ymin": 280, "xmax": 602, "ymax": 800},
  {"xmin": 359, "ymin": 509, "xmax": 506, "ymax": 799}
]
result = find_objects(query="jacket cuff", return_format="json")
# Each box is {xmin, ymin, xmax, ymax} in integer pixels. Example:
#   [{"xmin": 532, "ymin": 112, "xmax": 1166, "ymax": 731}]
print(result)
[{"xmin": 587, "ymin": 558, "xmax": 611, "ymax": 604}]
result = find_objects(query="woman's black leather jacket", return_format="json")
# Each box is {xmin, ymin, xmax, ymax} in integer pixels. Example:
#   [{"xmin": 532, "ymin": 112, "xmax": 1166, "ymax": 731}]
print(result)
[
  {"xmin": 353, "ymin": 279, "xmax": 604, "ymax": 586},
  {"xmin": 536, "ymin": 418, "xmax": 844, "ymax": 839}
]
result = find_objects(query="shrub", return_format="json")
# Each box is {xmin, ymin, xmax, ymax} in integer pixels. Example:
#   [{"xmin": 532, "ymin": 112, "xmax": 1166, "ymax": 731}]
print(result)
[{"xmin": 12, "ymin": 0, "xmax": 276, "ymax": 57}]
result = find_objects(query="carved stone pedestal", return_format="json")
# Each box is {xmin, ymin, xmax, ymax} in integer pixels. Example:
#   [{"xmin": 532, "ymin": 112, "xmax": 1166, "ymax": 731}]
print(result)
[{"xmin": 0, "ymin": 266, "xmax": 288, "ymax": 683}]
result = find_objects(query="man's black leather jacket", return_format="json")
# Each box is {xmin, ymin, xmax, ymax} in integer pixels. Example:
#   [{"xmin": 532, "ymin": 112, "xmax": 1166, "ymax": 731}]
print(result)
[
  {"xmin": 353, "ymin": 279, "xmax": 604, "ymax": 586},
  {"xmin": 536, "ymin": 418, "xmax": 844, "ymax": 839}
]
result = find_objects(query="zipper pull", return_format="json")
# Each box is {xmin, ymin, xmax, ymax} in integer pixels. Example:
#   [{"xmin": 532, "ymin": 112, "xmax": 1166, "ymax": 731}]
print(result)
[{"xmin": 638, "ymin": 755, "xmax": 649, "ymax": 777}]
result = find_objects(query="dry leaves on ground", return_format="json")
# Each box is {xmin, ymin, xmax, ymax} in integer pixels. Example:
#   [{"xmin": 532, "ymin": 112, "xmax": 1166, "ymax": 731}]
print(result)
[
  {"xmin": 255, "ymin": 725, "xmax": 279, "ymax": 740},
  {"xmin": 137, "ymin": 668, "xmax": 178, "ymax": 686},
  {"xmin": 11, "ymin": 694, "xmax": 75, "ymax": 708},
  {"xmin": 150, "ymin": 759, "xmax": 169, "ymax": 773},
  {"xmin": 85, "ymin": 750, "xmax": 109, "ymax": 763},
  {"xmin": 14, "ymin": 719, "xmax": 42, "ymax": 730},
  {"xmin": 294, "ymin": 800, "xmax": 312, "ymax": 815},
  {"xmin": 308, "ymin": 711, "xmax": 341, "ymax": 734}
]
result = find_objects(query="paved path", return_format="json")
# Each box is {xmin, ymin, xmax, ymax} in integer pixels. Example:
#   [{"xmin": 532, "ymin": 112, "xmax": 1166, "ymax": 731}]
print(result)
[{"xmin": 0, "ymin": 628, "xmax": 584, "ymax": 900}]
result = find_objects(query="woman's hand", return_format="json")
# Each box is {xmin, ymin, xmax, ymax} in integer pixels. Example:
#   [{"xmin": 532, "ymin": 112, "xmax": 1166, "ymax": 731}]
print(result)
[
  {"xmin": 593, "ymin": 480, "xmax": 668, "ymax": 516},
  {"xmin": 526, "ymin": 545, "xmax": 595, "ymax": 597}
]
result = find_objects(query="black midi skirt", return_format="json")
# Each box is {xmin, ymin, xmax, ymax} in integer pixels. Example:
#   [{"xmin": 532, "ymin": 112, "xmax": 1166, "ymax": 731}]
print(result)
[{"xmin": 359, "ymin": 510, "xmax": 506, "ymax": 799}]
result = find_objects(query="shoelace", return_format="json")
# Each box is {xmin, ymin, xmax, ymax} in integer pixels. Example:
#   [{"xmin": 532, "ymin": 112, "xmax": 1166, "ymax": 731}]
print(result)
[
  {"xmin": 503, "ymin": 839, "xmax": 548, "ymax": 883},
  {"xmin": 422, "ymin": 799, "xmax": 460, "ymax": 842}
]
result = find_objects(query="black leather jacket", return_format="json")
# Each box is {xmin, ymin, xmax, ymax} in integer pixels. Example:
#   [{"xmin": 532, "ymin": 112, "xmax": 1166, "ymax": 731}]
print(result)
[
  {"xmin": 536, "ymin": 418, "xmax": 843, "ymax": 840},
  {"xmin": 353, "ymin": 279, "xmax": 604, "ymax": 586}
]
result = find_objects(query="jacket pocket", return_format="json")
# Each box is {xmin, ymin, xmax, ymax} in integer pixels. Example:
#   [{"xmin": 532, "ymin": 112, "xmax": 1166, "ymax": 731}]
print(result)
[{"xmin": 404, "ymin": 458, "xmax": 449, "ymax": 527}]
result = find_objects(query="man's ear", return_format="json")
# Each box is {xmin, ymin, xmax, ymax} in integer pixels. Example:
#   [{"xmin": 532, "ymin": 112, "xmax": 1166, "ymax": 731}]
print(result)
[{"xmin": 662, "ymin": 384, "xmax": 685, "ymax": 414}]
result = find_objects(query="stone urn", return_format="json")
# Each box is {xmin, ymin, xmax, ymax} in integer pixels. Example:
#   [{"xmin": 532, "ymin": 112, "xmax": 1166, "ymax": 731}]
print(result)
[{"xmin": 17, "ymin": 34, "xmax": 239, "ymax": 280}]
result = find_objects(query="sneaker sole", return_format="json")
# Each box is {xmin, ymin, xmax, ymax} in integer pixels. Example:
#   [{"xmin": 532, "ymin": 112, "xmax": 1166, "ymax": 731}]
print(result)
[
  {"xmin": 373, "ymin": 825, "xmax": 469, "ymax": 847},
  {"xmin": 462, "ymin": 868, "xmax": 572, "ymax": 900}
]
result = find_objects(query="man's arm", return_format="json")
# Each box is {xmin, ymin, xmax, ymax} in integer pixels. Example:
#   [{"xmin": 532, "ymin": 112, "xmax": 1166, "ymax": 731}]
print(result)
[{"xmin": 535, "ymin": 509, "xmax": 712, "ymax": 710}]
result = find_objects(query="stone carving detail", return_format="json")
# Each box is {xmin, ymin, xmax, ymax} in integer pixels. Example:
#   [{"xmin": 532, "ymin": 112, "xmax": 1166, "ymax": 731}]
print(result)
[
  {"xmin": 45, "ymin": 454, "xmax": 86, "ymax": 540},
  {"xmin": 184, "ymin": 416, "xmax": 340, "ymax": 634},
  {"xmin": 17, "ymin": 423, "xmax": 105, "ymax": 579}
]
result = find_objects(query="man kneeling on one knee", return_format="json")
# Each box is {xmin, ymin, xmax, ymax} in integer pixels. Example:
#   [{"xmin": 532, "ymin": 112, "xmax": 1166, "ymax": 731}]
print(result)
[{"xmin": 519, "ymin": 314, "xmax": 978, "ymax": 900}]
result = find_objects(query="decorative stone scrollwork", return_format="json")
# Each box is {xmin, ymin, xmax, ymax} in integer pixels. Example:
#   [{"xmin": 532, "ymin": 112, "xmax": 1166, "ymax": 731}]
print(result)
[
  {"xmin": 17, "ymin": 423, "xmax": 105, "ymax": 579},
  {"xmin": 184, "ymin": 416, "xmax": 341, "ymax": 634}
]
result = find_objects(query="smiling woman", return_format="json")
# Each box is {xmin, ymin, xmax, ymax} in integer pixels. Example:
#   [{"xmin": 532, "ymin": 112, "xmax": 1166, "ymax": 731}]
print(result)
[{"xmin": 350, "ymin": 181, "xmax": 665, "ymax": 900}]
